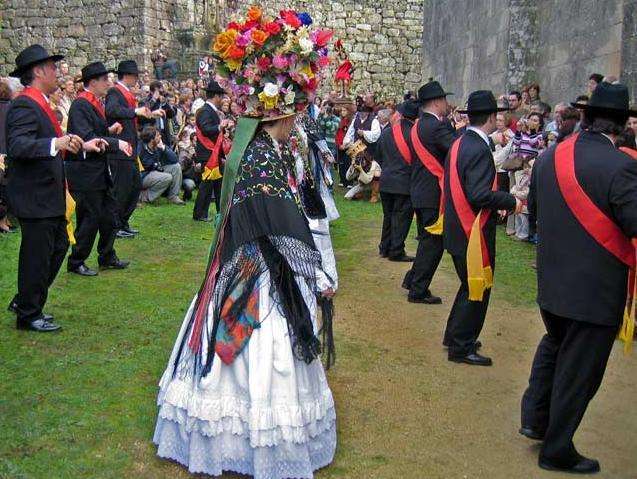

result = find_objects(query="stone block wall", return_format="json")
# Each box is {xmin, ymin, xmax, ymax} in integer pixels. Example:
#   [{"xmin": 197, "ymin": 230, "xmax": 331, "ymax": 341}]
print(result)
[{"xmin": 232, "ymin": 0, "xmax": 426, "ymax": 100}]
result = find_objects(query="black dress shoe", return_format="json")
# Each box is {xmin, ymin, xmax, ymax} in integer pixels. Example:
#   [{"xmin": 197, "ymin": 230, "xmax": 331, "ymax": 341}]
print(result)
[
  {"xmin": 99, "ymin": 259, "xmax": 130, "ymax": 270},
  {"xmin": 408, "ymin": 293, "xmax": 442, "ymax": 305},
  {"xmin": 7, "ymin": 300, "xmax": 18, "ymax": 313},
  {"xmin": 539, "ymin": 454, "xmax": 600, "ymax": 474},
  {"xmin": 116, "ymin": 229, "xmax": 135, "ymax": 239},
  {"xmin": 449, "ymin": 352, "xmax": 492, "ymax": 366},
  {"xmin": 193, "ymin": 217, "xmax": 213, "ymax": 222},
  {"xmin": 519, "ymin": 426, "xmax": 545, "ymax": 441},
  {"xmin": 124, "ymin": 226, "xmax": 139, "ymax": 235},
  {"xmin": 68, "ymin": 264, "xmax": 98, "ymax": 277},
  {"xmin": 388, "ymin": 254, "xmax": 415, "ymax": 262},
  {"xmin": 17, "ymin": 317, "xmax": 62, "ymax": 332}
]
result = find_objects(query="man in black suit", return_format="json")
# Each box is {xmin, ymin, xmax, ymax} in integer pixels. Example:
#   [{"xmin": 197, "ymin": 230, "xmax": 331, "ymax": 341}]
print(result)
[
  {"xmin": 5, "ymin": 45, "xmax": 105, "ymax": 332},
  {"xmin": 520, "ymin": 83, "xmax": 637, "ymax": 474},
  {"xmin": 404, "ymin": 81, "xmax": 457, "ymax": 303},
  {"xmin": 105, "ymin": 60, "xmax": 153, "ymax": 238},
  {"xmin": 192, "ymin": 80, "xmax": 228, "ymax": 222},
  {"xmin": 377, "ymin": 100, "xmax": 418, "ymax": 260},
  {"xmin": 66, "ymin": 61, "xmax": 134, "ymax": 277},
  {"xmin": 442, "ymin": 91, "xmax": 520, "ymax": 366}
]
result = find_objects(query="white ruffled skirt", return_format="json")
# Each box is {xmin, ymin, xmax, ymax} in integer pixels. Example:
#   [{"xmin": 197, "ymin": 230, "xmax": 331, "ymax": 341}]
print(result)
[{"xmin": 153, "ymin": 271, "xmax": 337, "ymax": 478}]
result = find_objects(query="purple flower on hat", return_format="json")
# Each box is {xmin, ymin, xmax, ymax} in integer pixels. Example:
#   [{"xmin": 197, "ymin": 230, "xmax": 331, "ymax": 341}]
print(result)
[{"xmin": 298, "ymin": 12, "xmax": 313, "ymax": 25}]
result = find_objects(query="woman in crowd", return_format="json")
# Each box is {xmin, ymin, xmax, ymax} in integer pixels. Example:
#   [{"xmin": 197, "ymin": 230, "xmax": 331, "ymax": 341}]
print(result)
[{"xmin": 335, "ymin": 104, "xmax": 355, "ymax": 187}]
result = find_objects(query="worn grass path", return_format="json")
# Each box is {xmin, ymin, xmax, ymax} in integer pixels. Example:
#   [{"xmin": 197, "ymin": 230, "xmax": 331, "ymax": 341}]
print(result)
[{"xmin": 0, "ymin": 193, "xmax": 635, "ymax": 479}]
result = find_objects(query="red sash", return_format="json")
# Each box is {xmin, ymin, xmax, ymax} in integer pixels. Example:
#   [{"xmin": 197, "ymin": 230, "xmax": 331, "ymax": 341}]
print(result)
[
  {"xmin": 391, "ymin": 122, "xmax": 412, "ymax": 165},
  {"xmin": 449, "ymin": 136, "xmax": 498, "ymax": 300},
  {"xmin": 114, "ymin": 83, "xmax": 138, "ymax": 128},
  {"xmin": 20, "ymin": 86, "xmax": 63, "ymax": 138},
  {"xmin": 619, "ymin": 146, "xmax": 637, "ymax": 160},
  {"xmin": 77, "ymin": 89, "xmax": 105, "ymax": 119},
  {"xmin": 196, "ymin": 123, "xmax": 224, "ymax": 180},
  {"xmin": 555, "ymin": 134, "xmax": 636, "ymax": 351}
]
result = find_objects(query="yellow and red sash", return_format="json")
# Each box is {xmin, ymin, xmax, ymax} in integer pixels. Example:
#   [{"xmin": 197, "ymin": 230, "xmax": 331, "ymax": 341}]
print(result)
[
  {"xmin": 411, "ymin": 119, "xmax": 445, "ymax": 234},
  {"xmin": 196, "ymin": 124, "xmax": 224, "ymax": 181},
  {"xmin": 556, "ymin": 134, "xmax": 636, "ymax": 352},
  {"xmin": 19, "ymin": 87, "xmax": 76, "ymax": 244},
  {"xmin": 449, "ymin": 136, "xmax": 497, "ymax": 301},
  {"xmin": 392, "ymin": 122, "xmax": 412, "ymax": 165},
  {"xmin": 77, "ymin": 89, "xmax": 106, "ymax": 119}
]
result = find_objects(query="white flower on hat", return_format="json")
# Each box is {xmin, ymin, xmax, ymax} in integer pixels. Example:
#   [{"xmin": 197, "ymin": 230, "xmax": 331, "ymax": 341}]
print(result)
[
  {"xmin": 284, "ymin": 90, "xmax": 296, "ymax": 105},
  {"xmin": 263, "ymin": 82, "xmax": 280, "ymax": 97},
  {"xmin": 299, "ymin": 37, "xmax": 314, "ymax": 55}
]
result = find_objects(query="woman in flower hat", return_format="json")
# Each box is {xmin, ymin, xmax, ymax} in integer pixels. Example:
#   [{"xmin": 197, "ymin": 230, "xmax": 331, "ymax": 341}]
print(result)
[{"xmin": 153, "ymin": 7, "xmax": 337, "ymax": 479}]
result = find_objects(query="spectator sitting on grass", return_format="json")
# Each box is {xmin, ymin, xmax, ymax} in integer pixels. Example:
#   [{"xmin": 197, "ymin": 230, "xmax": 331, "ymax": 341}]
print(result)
[{"xmin": 139, "ymin": 126, "xmax": 185, "ymax": 205}]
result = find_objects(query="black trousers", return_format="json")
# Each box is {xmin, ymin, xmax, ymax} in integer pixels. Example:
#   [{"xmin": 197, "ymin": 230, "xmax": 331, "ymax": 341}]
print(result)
[
  {"xmin": 15, "ymin": 216, "xmax": 68, "ymax": 322},
  {"xmin": 443, "ymin": 254, "xmax": 492, "ymax": 356},
  {"xmin": 193, "ymin": 178, "xmax": 222, "ymax": 220},
  {"xmin": 67, "ymin": 189, "xmax": 118, "ymax": 269},
  {"xmin": 110, "ymin": 160, "xmax": 141, "ymax": 229},
  {"xmin": 337, "ymin": 149, "xmax": 351, "ymax": 187},
  {"xmin": 403, "ymin": 207, "xmax": 444, "ymax": 298},
  {"xmin": 379, "ymin": 192, "xmax": 413, "ymax": 257},
  {"xmin": 521, "ymin": 310, "xmax": 617, "ymax": 465}
]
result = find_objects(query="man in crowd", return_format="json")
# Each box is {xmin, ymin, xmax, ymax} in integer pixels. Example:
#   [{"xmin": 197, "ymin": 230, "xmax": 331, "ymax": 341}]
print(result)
[
  {"xmin": 403, "ymin": 80, "xmax": 456, "ymax": 303},
  {"xmin": 105, "ymin": 60, "xmax": 153, "ymax": 239},
  {"xmin": 545, "ymin": 102, "xmax": 567, "ymax": 134},
  {"xmin": 507, "ymin": 90, "xmax": 526, "ymax": 130},
  {"xmin": 139, "ymin": 125, "xmax": 184, "ymax": 205},
  {"xmin": 342, "ymin": 92, "xmax": 381, "ymax": 154},
  {"xmin": 5, "ymin": 45, "xmax": 105, "ymax": 332},
  {"xmin": 192, "ymin": 79, "xmax": 228, "ymax": 222},
  {"xmin": 66, "ymin": 61, "xmax": 134, "ymax": 277},
  {"xmin": 377, "ymin": 100, "xmax": 418, "ymax": 260},
  {"xmin": 143, "ymin": 81, "xmax": 175, "ymax": 147},
  {"xmin": 520, "ymin": 82, "xmax": 637, "ymax": 474},
  {"xmin": 442, "ymin": 91, "xmax": 520, "ymax": 365}
]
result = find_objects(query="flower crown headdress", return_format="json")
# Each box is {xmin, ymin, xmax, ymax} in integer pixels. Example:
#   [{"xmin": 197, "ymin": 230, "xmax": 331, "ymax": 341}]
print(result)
[{"xmin": 212, "ymin": 6, "xmax": 333, "ymax": 119}]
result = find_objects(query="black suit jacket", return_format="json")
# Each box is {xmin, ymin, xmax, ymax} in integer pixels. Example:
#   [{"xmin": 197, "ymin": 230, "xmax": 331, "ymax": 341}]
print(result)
[
  {"xmin": 378, "ymin": 119, "xmax": 412, "ymax": 195},
  {"xmin": 532, "ymin": 131, "xmax": 637, "ymax": 326},
  {"xmin": 5, "ymin": 95, "xmax": 66, "ymax": 219},
  {"xmin": 443, "ymin": 129, "xmax": 516, "ymax": 259},
  {"xmin": 105, "ymin": 86, "xmax": 137, "ymax": 162},
  {"xmin": 195, "ymin": 103, "xmax": 221, "ymax": 164},
  {"xmin": 65, "ymin": 98, "xmax": 119, "ymax": 191},
  {"xmin": 410, "ymin": 112, "xmax": 458, "ymax": 209}
]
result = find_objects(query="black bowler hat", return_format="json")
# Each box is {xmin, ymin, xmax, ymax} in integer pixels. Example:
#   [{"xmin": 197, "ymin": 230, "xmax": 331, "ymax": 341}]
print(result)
[
  {"xmin": 417, "ymin": 80, "xmax": 453, "ymax": 103},
  {"xmin": 205, "ymin": 79, "xmax": 225, "ymax": 95},
  {"xmin": 9, "ymin": 44, "xmax": 65, "ymax": 77},
  {"xmin": 80, "ymin": 62, "xmax": 115, "ymax": 83},
  {"xmin": 397, "ymin": 99, "xmax": 420, "ymax": 120},
  {"xmin": 571, "ymin": 82, "xmax": 637, "ymax": 116},
  {"xmin": 116, "ymin": 60, "xmax": 140, "ymax": 76},
  {"xmin": 458, "ymin": 90, "xmax": 509, "ymax": 114}
]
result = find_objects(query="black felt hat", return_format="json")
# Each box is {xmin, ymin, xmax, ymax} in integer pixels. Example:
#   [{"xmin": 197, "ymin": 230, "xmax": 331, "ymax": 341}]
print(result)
[
  {"xmin": 9, "ymin": 44, "xmax": 65, "ymax": 77},
  {"xmin": 80, "ymin": 62, "xmax": 115, "ymax": 83},
  {"xmin": 116, "ymin": 60, "xmax": 140, "ymax": 76},
  {"xmin": 571, "ymin": 82, "xmax": 637, "ymax": 116},
  {"xmin": 397, "ymin": 99, "xmax": 420, "ymax": 120},
  {"xmin": 458, "ymin": 90, "xmax": 509, "ymax": 114},
  {"xmin": 417, "ymin": 80, "xmax": 453, "ymax": 103},
  {"xmin": 205, "ymin": 79, "xmax": 225, "ymax": 95}
]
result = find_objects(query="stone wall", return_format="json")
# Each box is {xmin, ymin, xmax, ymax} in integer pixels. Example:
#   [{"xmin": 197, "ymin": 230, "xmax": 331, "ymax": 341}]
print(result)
[
  {"xmin": 421, "ymin": 0, "xmax": 636, "ymax": 106},
  {"xmin": 231, "ymin": 0, "xmax": 426, "ymax": 100}
]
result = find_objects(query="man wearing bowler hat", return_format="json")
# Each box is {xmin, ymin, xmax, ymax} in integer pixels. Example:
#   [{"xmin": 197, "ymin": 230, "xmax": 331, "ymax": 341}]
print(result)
[
  {"xmin": 192, "ymin": 79, "xmax": 228, "ymax": 222},
  {"xmin": 403, "ymin": 80, "xmax": 458, "ymax": 303},
  {"xmin": 442, "ymin": 90, "xmax": 520, "ymax": 366},
  {"xmin": 66, "ymin": 61, "xmax": 135, "ymax": 277},
  {"xmin": 377, "ymin": 99, "xmax": 419, "ymax": 260},
  {"xmin": 5, "ymin": 45, "xmax": 106, "ymax": 332},
  {"xmin": 105, "ymin": 60, "xmax": 153, "ymax": 239},
  {"xmin": 519, "ymin": 82, "xmax": 637, "ymax": 474}
]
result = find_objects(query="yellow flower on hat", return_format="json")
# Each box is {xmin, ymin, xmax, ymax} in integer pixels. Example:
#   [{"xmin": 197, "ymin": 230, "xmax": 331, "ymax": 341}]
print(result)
[
  {"xmin": 258, "ymin": 82, "xmax": 280, "ymax": 110},
  {"xmin": 226, "ymin": 57, "xmax": 243, "ymax": 72},
  {"xmin": 299, "ymin": 64, "xmax": 315, "ymax": 79}
]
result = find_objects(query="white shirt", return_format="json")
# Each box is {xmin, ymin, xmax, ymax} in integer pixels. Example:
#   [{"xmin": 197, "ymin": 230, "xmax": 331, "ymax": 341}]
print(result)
[
  {"xmin": 467, "ymin": 126, "xmax": 491, "ymax": 148},
  {"xmin": 343, "ymin": 112, "xmax": 381, "ymax": 146}
]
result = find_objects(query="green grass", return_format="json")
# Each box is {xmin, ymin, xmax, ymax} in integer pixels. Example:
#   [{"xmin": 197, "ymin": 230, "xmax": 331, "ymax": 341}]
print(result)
[{"xmin": 0, "ymin": 192, "xmax": 537, "ymax": 478}]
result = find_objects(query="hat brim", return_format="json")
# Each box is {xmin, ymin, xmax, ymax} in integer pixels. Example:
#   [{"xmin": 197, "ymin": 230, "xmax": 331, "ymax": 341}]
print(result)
[
  {"xmin": 457, "ymin": 106, "xmax": 509, "ymax": 114},
  {"xmin": 259, "ymin": 112, "xmax": 298, "ymax": 122},
  {"xmin": 9, "ymin": 53, "xmax": 65, "ymax": 77},
  {"xmin": 116, "ymin": 69, "xmax": 140, "ymax": 76},
  {"xmin": 80, "ymin": 69, "xmax": 116, "ymax": 83},
  {"xmin": 417, "ymin": 92, "xmax": 453, "ymax": 103},
  {"xmin": 570, "ymin": 102, "xmax": 637, "ymax": 117}
]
